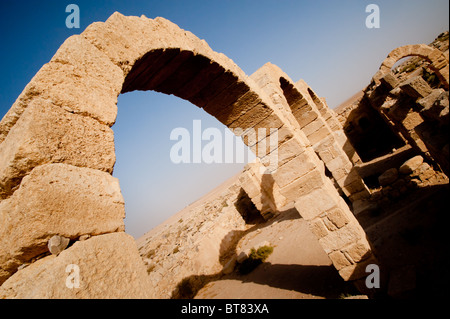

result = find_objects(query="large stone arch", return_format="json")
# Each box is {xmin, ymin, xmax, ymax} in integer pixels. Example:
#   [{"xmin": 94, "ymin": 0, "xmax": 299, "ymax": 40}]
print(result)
[
  {"xmin": 250, "ymin": 63, "xmax": 369, "ymax": 202},
  {"xmin": 0, "ymin": 13, "xmax": 376, "ymax": 298},
  {"xmin": 373, "ymin": 44, "xmax": 449, "ymax": 89}
]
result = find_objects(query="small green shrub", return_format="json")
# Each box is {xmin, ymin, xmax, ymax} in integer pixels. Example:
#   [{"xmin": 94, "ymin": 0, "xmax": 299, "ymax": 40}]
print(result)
[{"xmin": 238, "ymin": 246, "xmax": 274, "ymax": 275}]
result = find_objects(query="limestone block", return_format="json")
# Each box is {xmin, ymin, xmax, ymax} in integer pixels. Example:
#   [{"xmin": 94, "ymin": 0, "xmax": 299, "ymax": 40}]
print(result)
[
  {"xmin": 293, "ymin": 107, "xmax": 318, "ymax": 128},
  {"xmin": 352, "ymin": 200, "xmax": 379, "ymax": 216},
  {"xmin": 302, "ymin": 118, "xmax": 325, "ymax": 137},
  {"xmin": 380, "ymin": 72, "xmax": 399, "ymax": 90},
  {"xmin": 342, "ymin": 240, "xmax": 372, "ymax": 264},
  {"xmin": 318, "ymin": 221, "xmax": 367, "ymax": 254},
  {"xmin": 399, "ymin": 156, "xmax": 424, "ymax": 174},
  {"xmin": 215, "ymin": 91, "xmax": 261, "ymax": 126},
  {"xmin": 417, "ymin": 89, "xmax": 445, "ymax": 111},
  {"xmin": 338, "ymin": 254, "xmax": 378, "ymax": 281},
  {"xmin": 378, "ymin": 168, "xmax": 399, "ymax": 186},
  {"xmin": 329, "ymin": 250, "xmax": 353, "ymax": 270},
  {"xmin": 82, "ymin": 14, "xmax": 179, "ymax": 73},
  {"xmin": 399, "ymin": 76, "xmax": 433, "ymax": 99},
  {"xmin": 0, "ymin": 36, "xmax": 123, "ymax": 143},
  {"xmin": 419, "ymin": 90, "xmax": 448, "ymax": 122},
  {"xmin": 309, "ymin": 218, "xmax": 329, "ymax": 238},
  {"xmin": 401, "ymin": 111, "xmax": 424, "ymax": 131},
  {"xmin": 0, "ymin": 98, "xmax": 115, "ymax": 199},
  {"xmin": 326, "ymin": 208, "xmax": 350, "ymax": 229},
  {"xmin": 228, "ymin": 103, "xmax": 274, "ymax": 132},
  {"xmin": 265, "ymin": 135, "xmax": 306, "ymax": 168},
  {"xmin": 307, "ymin": 126, "xmax": 332, "ymax": 145},
  {"xmin": 48, "ymin": 236, "xmax": 70, "ymax": 256},
  {"xmin": 0, "ymin": 163, "xmax": 125, "ymax": 284},
  {"xmin": 293, "ymin": 187, "xmax": 338, "ymax": 221},
  {"xmin": 0, "ymin": 233, "xmax": 153, "ymax": 299},
  {"xmin": 37, "ymin": 35, "xmax": 123, "ymax": 126},
  {"xmin": 280, "ymin": 169, "xmax": 327, "ymax": 202},
  {"xmin": 271, "ymin": 153, "xmax": 317, "ymax": 188}
]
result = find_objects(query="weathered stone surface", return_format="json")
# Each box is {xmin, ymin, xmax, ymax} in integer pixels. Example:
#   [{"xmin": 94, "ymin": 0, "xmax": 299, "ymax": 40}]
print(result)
[
  {"xmin": 222, "ymin": 257, "xmax": 236, "ymax": 275},
  {"xmin": 380, "ymin": 72, "xmax": 399, "ymax": 89},
  {"xmin": 399, "ymin": 76, "xmax": 433, "ymax": 99},
  {"xmin": 399, "ymin": 155, "xmax": 424, "ymax": 174},
  {"xmin": 378, "ymin": 168, "xmax": 399, "ymax": 186},
  {"xmin": 294, "ymin": 187, "xmax": 337, "ymax": 221},
  {"xmin": 318, "ymin": 221, "xmax": 367, "ymax": 254},
  {"xmin": 0, "ymin": 233, "xmax": 153, "ymax": 299},
  {"xmin": 48, "ymin": 236, "xmax": 70, "ymax": 256},
  {"xmin": 0, "ymin": 163, "xmax": 125, "ymax": 284},
  {"xmin": 0, "ymin": 36, "xmax": 123, "ymax": 144},
  {"xmin": 0, "ymin": 99, "xmax": 115, "ymax": 199}
]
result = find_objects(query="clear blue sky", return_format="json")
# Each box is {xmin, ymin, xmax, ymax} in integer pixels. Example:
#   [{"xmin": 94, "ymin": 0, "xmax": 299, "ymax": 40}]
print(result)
[{"xmin": 0, "ymin": 1, "xmax": 448, "ymax": 238}]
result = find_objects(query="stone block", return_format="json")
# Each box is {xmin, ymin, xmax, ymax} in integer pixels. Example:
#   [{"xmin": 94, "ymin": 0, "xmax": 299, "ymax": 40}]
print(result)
[
  {"xmin": 293, "ymin": 187, "xmax": 338, "ymax": 221},
  {"xmin": 0, "ymin": 99, "xmax": 115, "ymax": 199},
  {"xmin": 307, "ymin": 126, "xmax": 332, "ymax": 145},
  {"xmin": 401, "ymin": 111, "xmax": 424, "ymax": 131},
  {"xmin": 309, "ymin": 218, "xmax": 329, "ymax": 238},
  {"xmin": 380, "ymin": 72, "xmax": 399, "ymax": 90},
  {"xmin": 378, "ymin": 168, "xmax": 399, "ymax": 186},
  {"xmin": 0, "ymin": 233, "xmax": 153, "ymax": 299},
  {"xmin": 48, "ymin": 236, "xmax": 70, "ymax": 256},
  {"xmin": 399, "ymin": 155, "xmax": 424, "ymax": 174},
  {"xmin": 0, "ymin": 163, "xmax": 125, "ymax": 284},
  {"xmin": 0, "ymin": 36, "xmax": 123, "ymax": 144},
  {"xmin": 228, "ymin": 102, "xmax": 274, "ymax": 131},
  {"xmin": 417, "ymin": 89, "xmax": 445, "ymax": 111},
  {"xmin": 271, "ymin": 152, "xmax": 317, "ymax": 188},
  {"xmin": 329, "ymin": 250, "xmax": 353, "ymax": 270},
  {"xmin": 343, "ymin": 240, "xmax": 372, "ymax": 263},
  {"xmin": 269, "ymin": 136, "xmax": 306, "ymax": 167},
  {"xmin": 318, "ymin": 221, "xmax": 366, "ymax": 254},
  {"xmin": 399, "ymin": 76, "xmax": 433, "ymax": 99},
  {"xmin": 302, "ymin": 118, "xmax": 325, "ymax": 137},
  {"xmin": 293, "ymin": 107, "xmax": 318, "ymax": 128},
  {"xmin": 338, "ymin": 254, "xmax": 377, "ymax": 281},
  {"xmin": 326, "ymin": 208, "xmax": 350, "ymax": 229}
]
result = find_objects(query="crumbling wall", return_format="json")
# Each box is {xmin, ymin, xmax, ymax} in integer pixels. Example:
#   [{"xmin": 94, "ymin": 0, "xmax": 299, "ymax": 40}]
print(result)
[{"xmin": 365, "ymin": 36, "xmax": 449, "ymax": 176}]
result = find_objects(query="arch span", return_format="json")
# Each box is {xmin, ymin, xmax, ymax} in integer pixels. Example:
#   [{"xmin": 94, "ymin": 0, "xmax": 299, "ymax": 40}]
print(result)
[
  {"xmin": 0, "ymin": 13, "xmax": 376, "ymax": 298},
  {"xmin": 374, "ymin": 44, "xmax": 449, "ymax": 89}
]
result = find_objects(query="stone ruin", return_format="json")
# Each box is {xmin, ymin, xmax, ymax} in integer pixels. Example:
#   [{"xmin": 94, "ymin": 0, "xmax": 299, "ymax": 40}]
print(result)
[{"xmin": 0, "ymin": 13, "xmax": 447, "ymax": 298}]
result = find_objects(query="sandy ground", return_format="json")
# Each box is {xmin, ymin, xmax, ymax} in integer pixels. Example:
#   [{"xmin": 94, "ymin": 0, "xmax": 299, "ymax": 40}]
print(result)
[{"xmin": 195, "ymin": 204, "xmax": 357, "ymax": 299}]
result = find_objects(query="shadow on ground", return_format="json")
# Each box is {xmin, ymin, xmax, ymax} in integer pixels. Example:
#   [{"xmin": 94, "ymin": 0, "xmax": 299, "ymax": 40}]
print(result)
[{"xmin": 171, "ymin": 206, "xmax": 357, "ymax": 299}]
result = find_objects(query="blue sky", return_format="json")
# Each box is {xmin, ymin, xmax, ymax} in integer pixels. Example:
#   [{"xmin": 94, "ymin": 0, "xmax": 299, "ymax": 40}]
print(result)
[{"xmin": 0, "ymin": 1, "xmax": 448, "ymax": 238}]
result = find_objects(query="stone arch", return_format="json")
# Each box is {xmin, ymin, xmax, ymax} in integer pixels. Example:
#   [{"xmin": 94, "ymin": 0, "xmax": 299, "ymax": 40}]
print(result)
[
  {"xmin": 251, "ymin": 63, "xmax": 369, "ymax": 202},
  {"xmin": 374, "ymin": 44, "xmax": 449, "ymax": 89},
  {"xmin": 0, "ymin": 13, "xmax": 377, "ymax": 297}
]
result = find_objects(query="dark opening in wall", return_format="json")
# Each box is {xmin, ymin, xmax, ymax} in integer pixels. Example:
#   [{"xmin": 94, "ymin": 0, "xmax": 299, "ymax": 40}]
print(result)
[
  {"xmin": 358, "ymin": 117, "xmax": 371, "ymax": 132},
  {"xmin": 344, "ymin": 97, "xmax": 406, "ymax": 162},
  {"xmin": 234, "ymin": 188, "xmax": 265, "ymax": 225}
]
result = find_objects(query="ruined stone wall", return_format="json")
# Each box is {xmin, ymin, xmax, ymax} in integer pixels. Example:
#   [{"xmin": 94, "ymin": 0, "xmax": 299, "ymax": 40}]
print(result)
[
  {"xmin": 364, "ymin": 34, "xmax": 449, "ymax": 176},
  {"xmin": 0, "ymin": 12, "xmax": 376, "ymax": 298}
]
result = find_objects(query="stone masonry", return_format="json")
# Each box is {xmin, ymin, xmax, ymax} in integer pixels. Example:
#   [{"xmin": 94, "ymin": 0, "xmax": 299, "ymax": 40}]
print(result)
[{"xmin": 0, "ymin": 12, "xmax": 376, "ymax": 298}]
